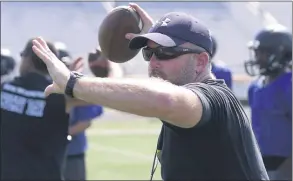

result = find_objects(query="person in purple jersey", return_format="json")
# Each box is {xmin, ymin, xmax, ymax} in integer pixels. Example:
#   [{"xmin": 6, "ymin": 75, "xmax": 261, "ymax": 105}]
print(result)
[
  {"xmin": 210, "ymin": 35, "xmax": 233, "ymax": 90},
  {"xmin": 55, "ymin": 43, "xmax": 124, "ymax": 180},
  {"xmin": 54, "ymin": 43, "xmax": 103, "ymax": 180},
  {"xmin": 65, "ymin": 104, "xmax": 103, "ymax": 180},
  {"xmin": 244, "ymin": 24, "xmax": 292, "ymax": 180}
]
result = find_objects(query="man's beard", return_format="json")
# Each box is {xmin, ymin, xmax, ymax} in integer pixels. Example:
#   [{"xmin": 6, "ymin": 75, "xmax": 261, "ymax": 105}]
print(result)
[{"xmin": 149, "ymin": 69, "xmax": 167, "ymax": 80}]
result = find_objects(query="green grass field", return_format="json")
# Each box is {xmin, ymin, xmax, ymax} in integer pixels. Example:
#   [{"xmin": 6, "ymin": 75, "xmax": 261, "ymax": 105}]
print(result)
[{"xmin": 85, "ymin": 119, "xmax": 163, "ymax": 180}]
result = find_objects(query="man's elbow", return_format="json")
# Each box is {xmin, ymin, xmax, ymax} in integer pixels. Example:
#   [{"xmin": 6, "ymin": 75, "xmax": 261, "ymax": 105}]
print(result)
[
  {"xmin": 156, "ymin": 91, "xmax": 203, "ymax": 128},
  {"xmin": 155, "ymin": 93, "xmax": 181, "ymax": 120},
  {"xmin": 135, "ymin": 92, "xmax": 173, "ymax": 118}
]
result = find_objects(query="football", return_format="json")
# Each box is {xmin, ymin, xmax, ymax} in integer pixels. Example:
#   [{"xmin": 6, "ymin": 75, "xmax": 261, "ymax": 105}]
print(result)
[{"xmin": 98, "ymin": 6, "xmax": 142, "ymax": 63}]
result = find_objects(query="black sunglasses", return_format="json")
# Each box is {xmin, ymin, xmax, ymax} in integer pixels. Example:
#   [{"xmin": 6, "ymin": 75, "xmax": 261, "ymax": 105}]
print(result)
[{"xmin": 142, "ymin": 46, "xmax": 205, "ymax": 61}]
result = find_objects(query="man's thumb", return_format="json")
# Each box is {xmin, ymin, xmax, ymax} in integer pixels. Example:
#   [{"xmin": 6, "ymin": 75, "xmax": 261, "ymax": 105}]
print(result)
[
  {"xmin": 125, "ymin": 33, "xmax": 139, "ymax": 40},
  {"xmin": 44, "ymin": 83, "xmax": 60, "ymax": 97}
]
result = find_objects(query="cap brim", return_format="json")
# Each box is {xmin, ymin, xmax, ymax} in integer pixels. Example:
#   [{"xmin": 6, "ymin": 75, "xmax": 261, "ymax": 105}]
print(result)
[{"xmin": 129, "ymin": 33, "xmax": 185, "ymax": 50}]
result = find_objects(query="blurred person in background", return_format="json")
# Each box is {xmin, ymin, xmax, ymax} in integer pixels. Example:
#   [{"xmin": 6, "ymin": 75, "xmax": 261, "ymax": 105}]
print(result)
[
  {"xmin": 55, "ymin": 42, "xmax": 104, "ymax": 181},
  {"xmin": 1, "ymin": 38, "xmax": 70, "ymax": 180},
  {"xmin": 245, "ymin": 24, "xmax": 292, "ymax": 180},
  {"xmin": 210, "ymin": 35, "xmax": 233, "ymax": 90},
  {"xmin": 88, "ymin": 47, "xmax": 124, "ymax": 78},
  {"xmin": 54, "ymin": 41, "xmax": 73, "ymax": 67},
  {"xmin": 1, "ymin": 48, "xmax": 16, "ymax": 84}
]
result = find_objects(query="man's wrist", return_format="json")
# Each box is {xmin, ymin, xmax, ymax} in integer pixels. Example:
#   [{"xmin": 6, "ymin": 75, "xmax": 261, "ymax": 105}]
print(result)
[
  {"xmin": 142, "ymin": 24, "xmax": 153, "ymax": 34},
  {"xmin": 65, "ymin": 71, "xmax": 84, "ymax": 98}
]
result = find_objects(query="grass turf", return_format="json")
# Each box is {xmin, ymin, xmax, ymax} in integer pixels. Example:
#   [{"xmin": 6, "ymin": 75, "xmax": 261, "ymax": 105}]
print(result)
[{"xmin": 85, "ymin": 119, "xmax": 163, "ymax": 180}]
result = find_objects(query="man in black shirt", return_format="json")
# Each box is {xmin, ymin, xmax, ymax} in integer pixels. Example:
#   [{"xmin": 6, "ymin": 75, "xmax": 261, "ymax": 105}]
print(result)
[
  {"xmin": 30, "ymin": 3, "xmax": 269, "ymax": 181},
  {"xmin": 1, "ymin": 39, "xmax": 69, "ymax": 180},
  {"xmin": 1, "ymin": 48, "xmax": 16, "ymax": 83}
]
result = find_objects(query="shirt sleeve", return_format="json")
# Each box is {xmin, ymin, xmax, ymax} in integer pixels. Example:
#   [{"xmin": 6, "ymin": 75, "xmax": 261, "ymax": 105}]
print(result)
[
  {"xmin": 225, "ymin": 71, "xmax": 233, "ymax": 90},
  {"xmin": 71, "ymin": 105, "xmax": 103, "ymax": 122},
  {"xmin": 162, "ymin": 81, "xmax": 231, "ymax": 131},
  {"xmin": 183, "ymin": 83, "xmax": 214, "ymax": 127}
]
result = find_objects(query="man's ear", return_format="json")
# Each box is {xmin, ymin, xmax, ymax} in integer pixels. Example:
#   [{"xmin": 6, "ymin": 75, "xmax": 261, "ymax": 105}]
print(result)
[
  {"xmin": 197, "ymin": 52, "xmax": 210, "ymax": 67},
  {"xmin": 193, "ymin": 52, "xmax": 209, "ymax": 73}
]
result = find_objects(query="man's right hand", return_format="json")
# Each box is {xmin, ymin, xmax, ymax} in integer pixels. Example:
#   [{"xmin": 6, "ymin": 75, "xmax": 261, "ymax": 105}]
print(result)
[{"xmin": 125, "ymin": 3, "xmax": 154, "ymax": 40}]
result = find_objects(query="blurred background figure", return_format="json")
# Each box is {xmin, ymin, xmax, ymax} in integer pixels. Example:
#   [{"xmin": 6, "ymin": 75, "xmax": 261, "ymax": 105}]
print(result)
[
  {"xmin": 60, "ymin": 47, "xmax": 125, "ymax": 180},
  {"xmin": 210, "ymin": 35, "xmax": 233, "ymax": 90},
  {"xmin": 245, "ymin": 24, "xmax": 292, "ymax": 180},
  {"xmin": 1, "ymin": 38, "xmax": 69, "ymax": 180},
  {"xmin": 1, "ymin": 48, "xmax": 16, "ymax": 83},
  {"xmin": 88, "ymin": 47, "xmax": 124, "ymax": 78},
  {"xmin": 55, "ymin": 42, "xmax": 104, "ymax": 181},
  {"xmin": 54, "ymin": 41, "xmax": 73, "ymax": 67},
  {"xmin": 64, "ymin": 105, "xmax": 103, "ymax": 181}
]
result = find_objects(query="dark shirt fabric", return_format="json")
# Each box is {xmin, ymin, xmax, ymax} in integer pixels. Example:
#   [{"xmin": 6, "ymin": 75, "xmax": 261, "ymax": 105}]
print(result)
[
  {"xmin": 158, "ymin": 79, "xmax": 269, "ymax": 180},
  {"xmin": 1, "ymin": 72, "xmax": 69, "ymax": 180}
]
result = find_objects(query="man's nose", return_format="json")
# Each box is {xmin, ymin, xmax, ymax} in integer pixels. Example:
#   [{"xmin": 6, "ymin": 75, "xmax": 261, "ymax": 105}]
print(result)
[{"xmin": 149, "ymin": 54, "xmax": 160, "ymax": 68}]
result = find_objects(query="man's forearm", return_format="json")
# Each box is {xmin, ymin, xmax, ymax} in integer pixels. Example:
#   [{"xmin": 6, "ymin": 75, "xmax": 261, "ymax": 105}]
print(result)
[
  {"xmin": 73, "ymin": 77, "xmax": 175, "ymax": 118},
  {"xmin": 69, "ymin": 121, "xmax": 91, "ymax": 135}
]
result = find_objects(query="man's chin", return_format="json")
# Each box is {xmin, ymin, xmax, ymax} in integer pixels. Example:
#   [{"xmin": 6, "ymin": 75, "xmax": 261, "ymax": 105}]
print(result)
[{"xmin": 149, "ymin": 74, "xmax": 164, "ymax": 79}]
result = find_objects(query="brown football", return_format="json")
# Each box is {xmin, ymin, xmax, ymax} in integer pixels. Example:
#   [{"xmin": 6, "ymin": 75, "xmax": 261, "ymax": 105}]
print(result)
[{"xmin": 98, "ymin": 6, "xmax": 142, "ymax": 63}]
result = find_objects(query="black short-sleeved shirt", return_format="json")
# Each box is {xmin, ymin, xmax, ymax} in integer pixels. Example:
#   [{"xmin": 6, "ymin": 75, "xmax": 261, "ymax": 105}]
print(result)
[
  {"xmin": 1, "ymin": 73, "xmax": 69, "ymax": 180},
  {"xmin": 158, "ymin": 79, "xmax": 269, "ymax": 180}
]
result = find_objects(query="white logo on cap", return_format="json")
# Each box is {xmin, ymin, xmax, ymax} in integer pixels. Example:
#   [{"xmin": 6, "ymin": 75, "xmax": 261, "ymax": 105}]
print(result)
[{"xmin": 161, "ymin": 18, "xmax": 171, "ymax": 26}]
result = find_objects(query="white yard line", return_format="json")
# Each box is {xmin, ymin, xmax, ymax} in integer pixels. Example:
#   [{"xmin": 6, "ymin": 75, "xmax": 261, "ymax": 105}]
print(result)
[{"xmin": 89, "ymin": 143, "xmax": 154, "ymax": 161}]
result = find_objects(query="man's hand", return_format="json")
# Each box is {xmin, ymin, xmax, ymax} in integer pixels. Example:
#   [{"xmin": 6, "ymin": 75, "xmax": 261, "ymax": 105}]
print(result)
[
  {"xmin": 32, "ymin": 37, "xmax": 70, "ymax": 96},
  {"xmin": 125, "ymin": 3, "xmax": 154, "ymax": 40}
]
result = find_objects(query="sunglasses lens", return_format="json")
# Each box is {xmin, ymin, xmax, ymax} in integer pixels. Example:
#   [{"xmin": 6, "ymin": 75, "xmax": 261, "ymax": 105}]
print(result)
[
  {"xmin": 156, "ymin": 51, "xmax": 177, "ymax": 60},
  {"xmin": 143, "ymin": 47, "xmax": 185, "ymax": 61},
  {"xmin": 142, "ymin": 48, "xmax": 153, "ymax": 61}
]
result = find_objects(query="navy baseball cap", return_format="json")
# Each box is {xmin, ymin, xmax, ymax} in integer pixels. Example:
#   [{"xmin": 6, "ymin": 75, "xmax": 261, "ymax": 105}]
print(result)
[{"xmin": 129, "ymin": 12, "xmax": 213, "ymax": 55}]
